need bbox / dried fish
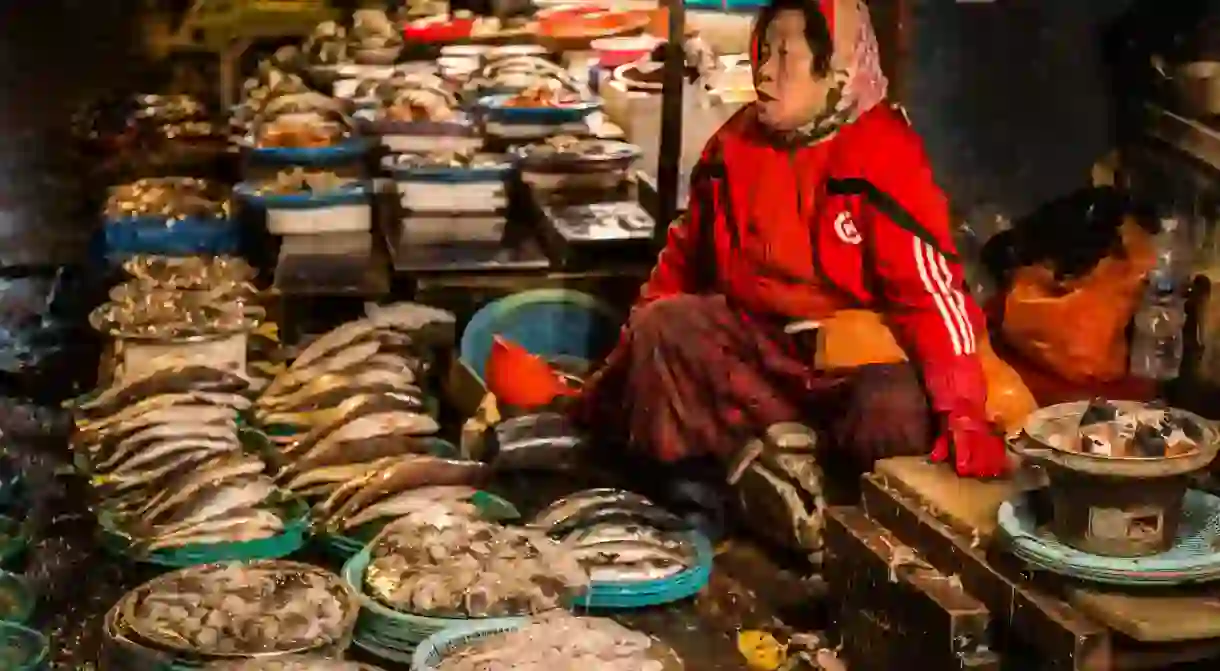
[286,411,438,474]
[148,509,284,550]
[341,486,478,530]
[325,455,487,529]
[532,489,655,529]
[79,363,249,416]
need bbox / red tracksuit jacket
[636,102,985,387]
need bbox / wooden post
[654,0,687,245]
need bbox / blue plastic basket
[384,160,515,184]
[342,546,527,657]
[103,215,241,258]
[683,0,766,10]
[475,95,601,125]
[459,289,621,383]
[233,181,371,209]
[245,138,372,166]
[411,619,527,671]
[574,530,714,610]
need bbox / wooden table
[853,457,1220,670]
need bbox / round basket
[410,619,526,671]
[0,570,35,624]
[97,498,310,568]
[0,621,48,671]
[108,560,359,667]
[459,289,620,384]
[0,516,29,568]
[341,546,526,657]
[576,530,714,610]
[245,138,371,166]
[474,95,601,125]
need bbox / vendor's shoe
[731,423,826,567]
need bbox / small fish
[82,405,235,450]
[136,455,268,524]
[153,478,278,533]
[325,456,488,529]
[565,523,669,547]
[282,460,393,492]
[342,486,479,530]
[262,340,382,398]
[588,561,685,582]
[533,489,653,529]
[570,539,689,566]
[107,438,236,476]
[144,508,283,550]
[79,363,249,415]
[94,421,235,470]
[549,502,689,538]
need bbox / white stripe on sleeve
[912,236,964,356]
[928,244,976,354]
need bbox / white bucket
[116,331,248,381]
[266,203,372,235]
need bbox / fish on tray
[279,396,434,458]
[75,390,251,429]
[322,455,489,530]
[76,362,250,417]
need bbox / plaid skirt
[579,293,935,469]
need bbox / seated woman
[576,0,1012,487]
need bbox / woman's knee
[833,363,934,464]
[628,294,714,341]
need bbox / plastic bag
[814,310,1035,432]
[1001,220,1154,383]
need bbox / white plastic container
[381,134,485,154]
[266,203,372,235]
[397,182,507,214]
[400,214,507,246]
[116,332,248,380]
[280,231,374,256]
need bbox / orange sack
[1000,220,1155,384]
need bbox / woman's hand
[929,412,1010,479]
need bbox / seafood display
[90,291,257,339]
[72,360,287,550]
[478,56,576,95]
[252,169,359,196]
[1037,399,1205,458]
[350,9,403,63]
[105,177,229,221]
[252,303,489,534]
[386,150,509,171]
[117,561,356,656]
[533,489,696,582]
[504,79,583,108]
[363,512,587,617]
[434,611,680,671]
[122,255,257,290]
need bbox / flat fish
[588,562,684,582]
[82,405,236,450]
[342,486,480,530]
[327,456,489,529]
[365,301,456,346]
[256,369,420,415]
[98,448,223,496]
[570,539,689,565]
[79,364,249,415]
[95,422,236,471]
[286,407,436,463]
[566,523,671,547]
[286,414,437,475]
[282,460,393,492]
[312,456,405,519]
[287,319,382,372]
[76,391,250,429]
[279,395,424,457]
[533,489,654,529]
[146,509,283,550]
[138,455,268,524]
[108,438,237,477]
[153,477,278,533]
[146,518,284,550]
[262,340,382,398]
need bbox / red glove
[923,357,1009,479]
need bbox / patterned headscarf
[752,0,890,142]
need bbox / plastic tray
[0,570,34,624]
[476,95,601,124]
[245,138,372,166]
[233,182,371,210]
[0,621,48,671]
[103,215,241,258]
[383,156,515,184]
[577,530,714,609]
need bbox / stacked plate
[997,488,1220,586]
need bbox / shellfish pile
[113,562,356,658]
[363,512,588,617]
[435,611,680,671]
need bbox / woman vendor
[575,0,1014,484]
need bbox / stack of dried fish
[364,511,588,617]
[533,489,696,583]
[434,610,680,671]
[256,303,489,533]
[72,362,284,551]
[114,561,357,657]
[105,177,230,221]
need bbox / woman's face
[754,9,832,131]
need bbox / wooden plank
[824,506,999,671]
[860,474,1112,671]
[1067,588,1220,644]
[873,457,1023,542]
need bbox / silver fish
[588,562,684,582]
[82,404,235,449]
[569,539,689,566]
[108,438,237,477]
[311,455,405,519]
[138,455,268,524]
[79,363,249,414]
[153,477,278,533]
[342,486,479,530]
[326,456,488,529]
[287,319,383,372]
[93,420,235,470]
[279,395,423,457]
[76,391,249,431]
[532,489,653,529]
[282,460,393,492]
[262,340,382,398]
[256,368,420,415]
[146,508,284,550]
[146,517,284,550]
[99,448,222,495]
[285,413,436,475]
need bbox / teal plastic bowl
[0,621,48,670]
[0,571,35,624]
[98,498,310,567]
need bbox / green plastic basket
[0,621,48,670]
[0,571,35,624]
[98,498,310,567]
[342,545,526,657]
[321,490,520,563]
[411,619,526,671]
